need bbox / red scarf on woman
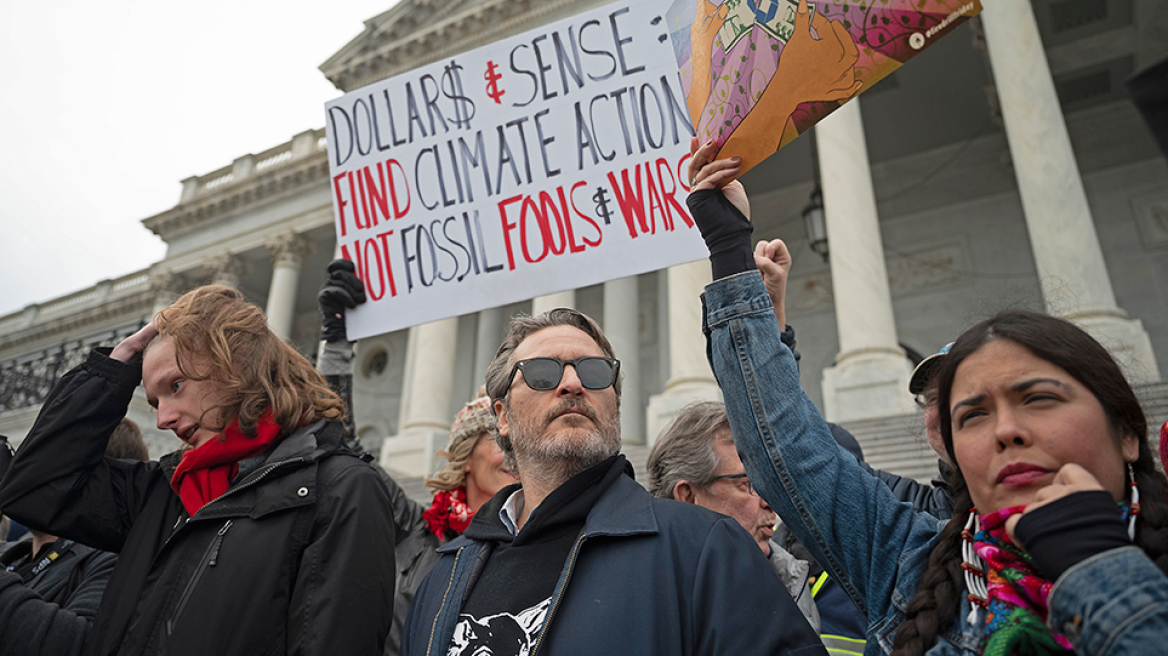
[422,486,475,539]
[169,412,283,516]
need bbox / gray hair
[483,308,622,468]
[646,401,732,499]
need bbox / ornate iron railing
[0,322,145,413]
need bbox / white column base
[531,290,576,314]
[821,349,915,423]
[379,427,447,478]
[1063,309,1162,385]
[645,380,722,447]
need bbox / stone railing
[178,128,328,203]
[0,321,144,413]
[0,269,151,334]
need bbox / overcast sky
[0,0,399,316]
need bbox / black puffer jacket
[0,349,396,656]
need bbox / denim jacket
[701,271,1168,656]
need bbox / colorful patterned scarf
[973,506,1073,656]
[423,486,475,540]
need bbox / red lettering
[519,195,550,263]
[606,165,649,239]
[559,185,587,253]
[645,164,664,234]
[658,157,693,229]
[375,229,397,297]
[497,195,524,271]
[569,181,603,248]
[363,164,389,227]
[387,158,411,218]
[332,173,350,237]
[538,191,567,256]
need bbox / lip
[178,425,197,446]
[996,462,1051,487]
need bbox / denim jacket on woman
[701,271,1168,656]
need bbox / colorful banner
[325,0,704,339]
[665,0,982,175]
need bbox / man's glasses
[505,357,620,393]
[710,473,757,497]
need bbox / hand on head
[111,323,160,363]
[319,259,366,343]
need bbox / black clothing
[1015,489,1133,581]
[687,188,756,280]
[0,349,395,656]
[0,537,117,654]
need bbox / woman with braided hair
[690,142,1168,655]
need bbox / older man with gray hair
[648,401,820,632]
[401,309,825,656]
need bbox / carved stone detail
[204,254,249,288]
[266,232,315,269]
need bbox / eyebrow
[951,377,1069,413]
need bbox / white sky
[0,0,399,316]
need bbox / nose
[992,405,1032,452]
[156,400,179,431]
[556,362,585,396]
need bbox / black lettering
[419,74,449,135]
[552,28,584,95]
[328,106,355,166]
[509,44,539,108]
[609,8,644,76]
[580,19,616,82]
[534,109,560,178]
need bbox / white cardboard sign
[325,0,705,339]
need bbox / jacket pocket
[166,519,233,636]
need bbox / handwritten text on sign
[325,0,705,339]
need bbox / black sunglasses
[505,357,620,393]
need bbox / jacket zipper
[160,457,307,553]
[529,533,587,656]
[426,548,464,656]
[166,519,233,635]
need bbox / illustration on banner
[666,0,982,175]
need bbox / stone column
[265,232,314,341]
[982,1,1160,383]
[148,269,184,315]
[380,317,460,476]
[818,103,915,422]
[531,290,576,314]
[646,260,720,444]
[474,306,505,392]
[604,276,644,443]
[204,254,248,289]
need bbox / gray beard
[509,409,622,491]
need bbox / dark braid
[1133,438,1168,575]
[889,481,972,656]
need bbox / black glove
[686,189,755,281]
[319,260,366,342]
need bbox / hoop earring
[1128,463,1140,541]
[961,510,987,625]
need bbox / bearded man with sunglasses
[401,309,825,656]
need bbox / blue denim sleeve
[701,271,943,622]
[1048,546,1168,655]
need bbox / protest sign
[325,0,704,339]
[665,0,982,176]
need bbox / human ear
[673,481,697,504]
[494,400,510,439]
[1121,433,1140,464]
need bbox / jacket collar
[439,455,658,554]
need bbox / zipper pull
[208,520,233,567]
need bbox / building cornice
[322,0,596,93]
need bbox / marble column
[264,232,314,341]
[148,268,184,315]
[982,1,1160,383]
[531,290,576,314]
[818,103,915,422]
[646,260,720,444]
[204,254,247,289]
[604,276,643,443]
[380,317,460,476]
[474,307,505,393]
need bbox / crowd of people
[0,136,1164,656]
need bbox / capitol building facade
[2,0,1167,487]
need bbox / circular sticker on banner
[909,33,926,50]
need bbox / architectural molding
[204,253,249,288]
[266,231,316,268]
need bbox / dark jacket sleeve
[0,549,117,655]
[0,350,160,552]
[289,459,396,656]
[862,463,955,520]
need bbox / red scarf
[169,412,283,516]
[423,486,475,539]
